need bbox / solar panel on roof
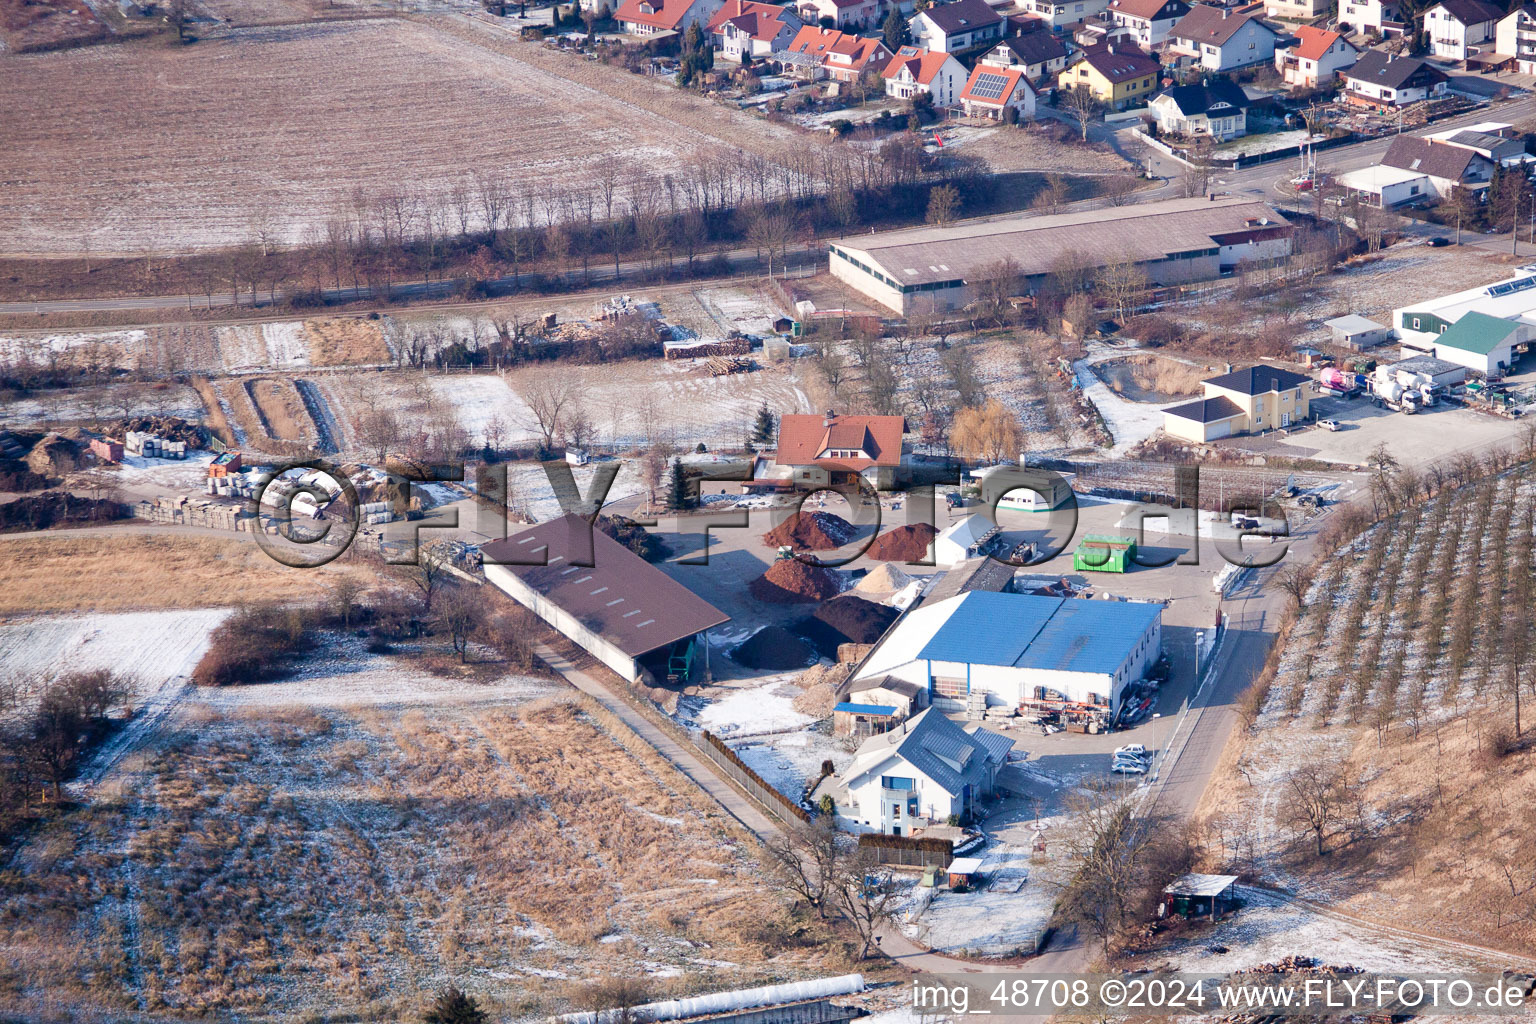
[970,71,1011,100]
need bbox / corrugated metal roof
[1435,310,1521,355]
[843,707,1014,796]
[919,591,1162,676]
[1164,872,1238,896]
[835,702,899,715]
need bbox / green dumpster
[1072,534,1136,573]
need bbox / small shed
[1072,534,1136,573]
[833,701,900,739]
[1162,872,1238,920]
[208,450,243,477]
[947,856,983,891]
[1325,314,1392,351]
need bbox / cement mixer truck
[1371,377,1420,414]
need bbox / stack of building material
[705,355,753,375]
[664,337,751,360]
[361,500,393,525]
[125,431,187,459]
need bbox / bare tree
[1279,756,1355,858]
[760,817,846,919]
[517,377,578,454]
[1061,84,1102,142]
[439,589,485,663]
[833,849,899,959]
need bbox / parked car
[1111,761,1147,775]
[1115,744,1147,758]
[1426,236,1451,247]
[1319,418,1341,431]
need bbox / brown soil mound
[749,558,844,604]
[794,594,898,658]
[731,626,819,669]
[26,434,79,477]
[762,510,859,552]
[796,660,856,693]
[792,682,837,718]
[864,523,937,563]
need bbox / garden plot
[500,459,646,521]
[427,374,538,446]
[504,360,815,449]
[0,381,203,429]
[0,328,148,369]
[0,682,824,1019]
[0,608,228,690]
[692,285,782,338]
[895,838,1069,958]
[0,18,793,253]
[1153,888,1496,975]
[217,322,312,372]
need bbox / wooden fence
[857,833,953,869]
[698,731,813,826]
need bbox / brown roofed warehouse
[482,514,729,684]
[827,195,1293,315]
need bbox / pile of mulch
[864,523,937,563]
[793,594,899,658]
[0,491,124,533]
[731,625,819,669]
[792,661,856,716]
[791,681,838,718]
[761,510,859,552]
[112,415,206,447]
[749,558,844,604]
[25,434,79,478]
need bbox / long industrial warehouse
[827,195,1293,314]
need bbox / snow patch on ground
[681,675,813,737]
[0,609,228,689]
[1074,352,1168,456]
[428,374,539,446]
[263,321,310,367]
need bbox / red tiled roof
[616,0,701,30]
[787,24,890,66]
[882,46,957,84]
[1169,4,1274,46]
[776,413,906,470]
[1290,24,1351,61]
[707,0,796,40]
[1077,43,1160,83]
[960,63,1035,105]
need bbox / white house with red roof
[882,45,965,104]
[774,411,908,489]
[782,24,893,80]
[707,0,802,59]
[959,63,1038,119]
[616,0,725,36]
[1102,0,1189,47]
[1274,25,1357,88]
[796,0,882,29]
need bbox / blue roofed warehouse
[850,591,1163,716]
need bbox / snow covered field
[897,835,1070,957]
[1075,352,1168,456]
[0,608,228,690]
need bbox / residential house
[959,62,1039,118]
[882,45,966,105]
[1074,16,1138,47]
[1379,134,1494,198]
[1020,0,1109,31]
[1274,25,1358,88]
[1162,364,1311,442]
[1338,51,1449,108]
[1263,0,1328,19]
[1148,78,1250,140]
[979,31,1070,79]
[1423,0,1501,60]
[796,0,881,29]
[774,410,908,489]
[1425,122,1532,167]
[1339,0,1403,36]
[1103,0,1190,48]
[1057,41,1161,109]
[1334,164,1435,207]
[909,0,1006,52]
[1166,6,1278,71]
[1497,4,1536,73]
[616,0,725,35]
[707,0,802,60]
[821,706,1015,833]
[781,25,892,80]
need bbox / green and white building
[1394,267,1536,374]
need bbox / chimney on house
[1225,362,1233,373]
[824,409,836,426]
[1221,6,1228,15]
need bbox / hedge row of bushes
[856,833,951,854]
[700,730,813,824]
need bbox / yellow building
[1162,365,1312,443]
[1058,43,1162,109]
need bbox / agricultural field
[1199,454,1536,955]
[0,640,836,1019]
[0,17,795,254]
